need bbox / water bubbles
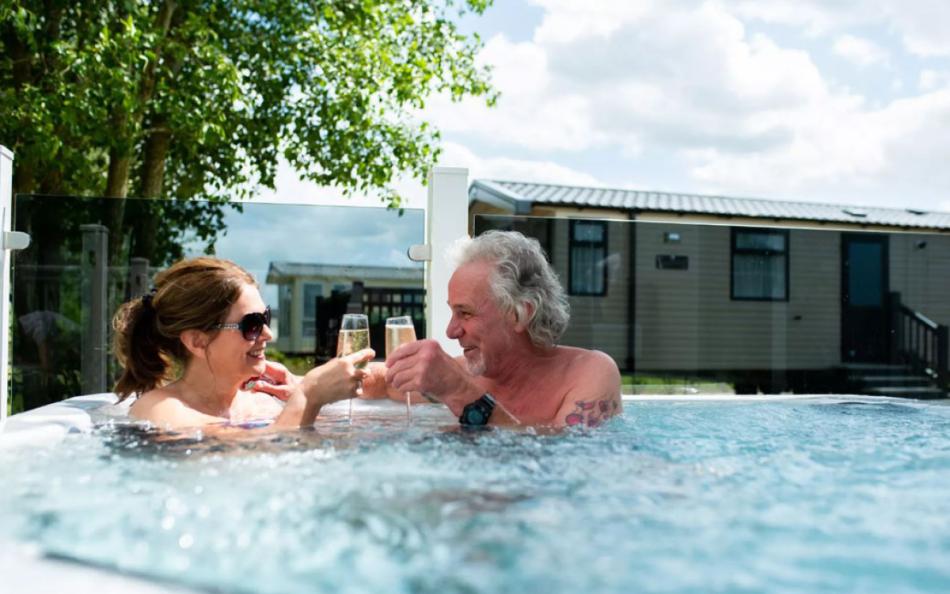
[164,497,185,513]
[178,532,195,550]
[2,400,949,593]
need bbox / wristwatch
[459,393,496,426]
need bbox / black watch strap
[459,393,496,426]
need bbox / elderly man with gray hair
[382,230,622,428]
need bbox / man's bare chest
[487,370,574,424]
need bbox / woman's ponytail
[112,293,170,400]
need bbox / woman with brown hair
[112,257,373,429]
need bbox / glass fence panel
[474,214,950,397]
[12,194,423,412]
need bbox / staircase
[843,363,947,399]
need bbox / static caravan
[469,180,950,397]
[266,262,423,354]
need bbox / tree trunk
[132,118,172,259]
[121,0,179,261]
[141,119,171,198]
[105,111,132,261]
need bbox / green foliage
[1,0,496,206]
[265,348,315,377]
[3,1,494,409]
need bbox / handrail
[904,306,939,331]
[890,292,948,391]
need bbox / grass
[622,373,735,395]
[265,349,317,377]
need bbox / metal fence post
[128,257,150,300]
[81,224,109,394]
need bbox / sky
[257,0,950,213]
[182,203,424,305]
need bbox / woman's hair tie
[141,288,158,309]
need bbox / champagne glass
[337,313,369,421]
[386,315,417,420]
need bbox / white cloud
[263,0,950,214]
[438,141,603,186]
[429,4,829,157]
[425,34,603,152]
[422,1,950,209]
[256,141,603,212]
[833,34,889,67]
[728,0,866,36]
[732,0,950,57]
[252,159,428,209]
[529,0,654,44]
[689,89,950,207]
[885,1,950,57]
[919,69,950,91]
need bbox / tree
[1,0,495,257]
[1,0,495,410]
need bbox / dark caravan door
[841,234,889,362]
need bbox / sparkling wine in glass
[337,313,369,421]
[386,315,417,419]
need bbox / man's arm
[553,350,623,428]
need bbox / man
[383,230,621,428]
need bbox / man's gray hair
[452,230,570,348]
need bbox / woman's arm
[253,349,375,427]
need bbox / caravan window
[569,220,608,296]
[731,229,788,301]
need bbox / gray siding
[552,219,631,363]
[632,224,839,371]
[889,234,950,324]
[511,213,950,373]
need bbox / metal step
[840,363,912,372]
[864,385,947,399]
[856,375,933,387]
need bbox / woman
[112,257,373,429]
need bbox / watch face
[460,394,495,426]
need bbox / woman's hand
[262,350,374,428]
[301,348,375,407]
[247,360,300,401]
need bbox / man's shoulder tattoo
[565,398,620,428]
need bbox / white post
[425,167,469,356]
[0,147,14,422]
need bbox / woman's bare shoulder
[129,388,223,429]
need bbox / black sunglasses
[214,306,271,341]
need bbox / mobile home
[469,180,950,396]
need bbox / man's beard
[464,352,486,376]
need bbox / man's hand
[385,339,481,414]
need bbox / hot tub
[1,395,949,593]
